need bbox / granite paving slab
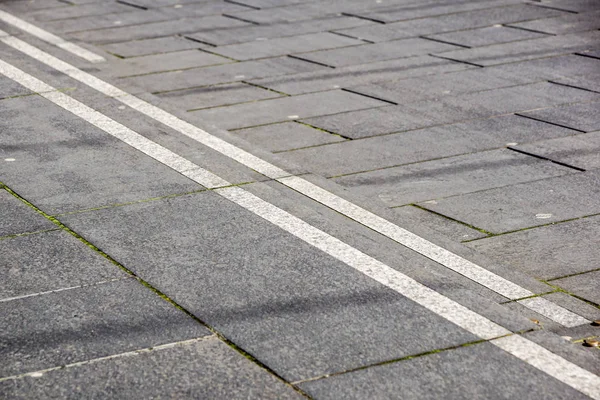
[0,190,55,237]
[552,270,600,305]
[425,25,547,48]
[488,54,600,83]
[299,341,590,400]
[418,169,600,233]
[43,10,170,34]
[0,229,125,300]
[508,10,600,35]
[512,131,600,171]
[0,75,31,100]
[333,149,573,206]
[102,36,207,58]
[519,101,600,133]
[27,2,133,21]
[0,337,303,400]
[533,0,600,12]
[466,215,600,280]
[61,191,480,382]
[552,76,600,94]
[0,278,210,377]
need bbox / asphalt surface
[0,0,599,398]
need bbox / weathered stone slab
[553,270,600,305]
[519,101,600,132]
[0,190,55,237]
[508,10,600,34]
[426,26,546,47]
[102,36,207,58]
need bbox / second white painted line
[0,26,587,327]
[1,57,598,400]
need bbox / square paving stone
[552,270,600,305]
[0,279,210,377]
[299,38,459,68]
[512,131,600,171]
[189,90,386,130]
[508,10,600,34]
[299,341,590,400]
[334,149,572,206]
[102,36,207,58]
[156,82,282,111]
[211,32,362,61]
[61,191,479,382]
[0,229,125,300]
[426,26,547,48]
[0,337,302,400]
[234,121,346,153]
[0,190,55,237]
[283,114,578,177]
[519,101,600,132]
[419,169,600,234]
[466,215,600,280]
[0,95,202,215]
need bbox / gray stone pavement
[0,0,599,398]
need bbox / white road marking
[1,59,598,398]
[0,28,588,328]
[0,28,589,328]
[0,10,105,63]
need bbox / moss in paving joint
[545,267,600,283]
[2,181,309,397]
[0,227,62,242]
[499,290,558,304]
[295,120,350,139]
[410,204,494,236]
[539,280,600,309]
[242,81,290,96]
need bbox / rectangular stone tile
[512,131,600,171]
[27,2,132,21]
[234,121,346,153]
[508,10,600,35]
[434,31,600,66]
[540,293,600,325]
[426,26,547,47]
[102,36,207,58]
[0,76,31,100]
[299,38,459,67]
[122,56,325,93]
[419,170,600,233]
[69,15,250,44]
[334,149,572,206]
[156,82,283,111]
[101,49,231,78]
[489,54,600,83]
[0,230,125,299]
[189,90,386,129]
[1,0,67,13]
[335,4,564,42]
[0,190,55,237]
[519,101,600,133]
[187,15,373,46]
[0,337,302,399]
[552,76,600,93]
[534,0,600,12]
[160,1,250,18]
[522,330,600,372]
[0,279,209,377]
[393,205,488,243]
[123,0,227,7]
[44,10,171,34]
[284,114,579,177]
[61,191,479,382]
[553,270,600,305]
[251,55,473,95]
[0,96,201,214]
[299,341,589,400]
[210,32,362,61]
[467,215,600,280]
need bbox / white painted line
[0,336,216,382]
[1,58,598,397]
[518,297,589,327]
[0,10,105,63]
[0,28,588,328]
[492,335,600,400]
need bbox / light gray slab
[335,4,564,42]
[156,82,282,111]
[1,0,67,13]
[299,38,459,68]
[519,101,600,133]
[393,205,488,242]
[0,190,55,237]
[552,76,600,93]
[0,95,202,214]
[508,10,600,34]
[0,337,302,400]
[160,1,250,18]
[234,121,346,153]
[43,10,171,34]
[101,49,231,78]
[419,170,600,233]
[513,131,600,170]
[0,229,125,299]
[553,270,600,305]
[0,279,210,377]
[541,292,600,323]
[0,76,32,100]
[61,191,479,382]
[189,90,386,129]
[534,0,600,12]
[434,31,600,66]
[102,36,207,58]
[211,32,362,61]
[299,341,590,400]
[334,149,572,206]
[467,215,600,279]
[283,114,579,177]
[426,26,546,47]
[27,2,132,21]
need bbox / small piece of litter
[30,372,44,378]
[592,320,600,326]
[174,4,183,8]
[561,336,572,341]
[113,21,122,25]
[4,158,15,162]
[530,319,540,325]
[234,75,245,79]
[506,142,518,146]
[287,115,299,119]
[583,339,599,347]
[118,106,126,110]
[535,213,552,219]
